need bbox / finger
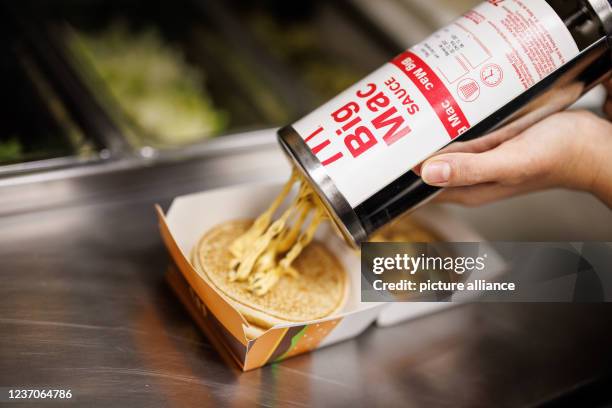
[420,146,521,187]
[413,139,498,175]
[413,141,479,175]
[413,122,524,174]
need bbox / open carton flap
[412,205,507,287]
[375,204,507,327]
[156,205,250,345]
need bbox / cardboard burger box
[157,182,385,371]
[157,182,505,370]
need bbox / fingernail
[422,161,451,185]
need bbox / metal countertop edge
[0,129,281,189]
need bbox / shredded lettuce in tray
[70,22,228,147]
[249,13,363,101]
[0,137,22,163]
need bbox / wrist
[590,138,612,207]
[582,117,612,207]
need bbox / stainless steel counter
[1,133,611,407]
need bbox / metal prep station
[1,0,612,406]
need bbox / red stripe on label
[304,126,324,142]
[321,152,343,166]
[391,51,469,139]
[311,139,330,155]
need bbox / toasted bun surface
[191,220,347,329]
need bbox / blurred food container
[2,0,604,176]
[55,1,293,149]
[1,0,406,176]
[0,10,101,174]
[26,0,400,151]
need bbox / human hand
[417,106,612,208]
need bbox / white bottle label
[292,0,579,207]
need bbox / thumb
[420,148,516,187]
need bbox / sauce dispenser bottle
[278,0,612,247]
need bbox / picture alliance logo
[371,253,488,275]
